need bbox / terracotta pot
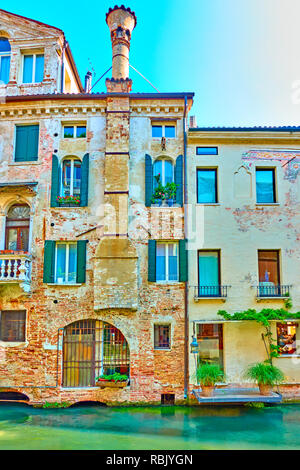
[96,380,128,389]
[200,385,215,397]
[259,384,273,396]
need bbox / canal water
[0,403,300,450]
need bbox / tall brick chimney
[105,5,137,92]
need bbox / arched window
[5,204,30,251]
[63,320,130,387]
[60,157,81,197]
[153,158,174,188]
[0,37,11,84]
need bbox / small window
[161,393,175,405]
[156,242,178,282]
[277,323,299,356]
[0,37,11,84]
[152,124,176,138]
[22,54,44,84]
[256,168,276,203]
[55,242,77,284]
[0,311,26,342]
[60,158,81,198]
[154,325,171,349]
[196,147,218,155]
[15,125,39,162]
[197,169,218,203]
[63,125,86,139]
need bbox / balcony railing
[193,285,230,299]
[256,284,291,298]
[0,252,32,292]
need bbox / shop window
[197,323,223,368]
[277,323,299,356]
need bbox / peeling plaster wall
[187,137,300,391]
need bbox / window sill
[196,203,220,206]
[154,348,171,351]
[0,341,28,348]
[53,206,86,209]
[277,355,300,358]
[9,161,40,165]
[47,283,83,287]
[155,281,180,285]
[256,203,280,206]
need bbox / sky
[3,0,300,126]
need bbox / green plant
[194,363,225,386]
[96,372,128,383]
[165,182,178,200]
[42,401,70,409]
[245,362,285,386]
[56,195,80,205]
[284,297,293,310]
[151,174,178,203]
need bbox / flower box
[96,379,129,389]
[56,196,80,206]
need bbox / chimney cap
[106,5,137,27]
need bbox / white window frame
[55,242,77,284]
[154,159,174,186]
[0,47,10,84]
[60,158,81,197]
[156,241,179,283]
[21,53,44,84]
[63,124,87,139]
[151,124,176,139]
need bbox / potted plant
[96,373,129,389]
[56,195,81,206]
[151,174,167,207]
[165,182,178,207]
[245,362,285,396]
[195,363,225,397]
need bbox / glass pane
[197,324,223,367]
[156,243,166,281]
[73,161,81,196]
[165,126,175,138]
[258,251,279,284]
[152,126,162,138]
[0,56,10,84]
[164,160,173,185]
[154,326,170,349]
[6,229,18,250]
[68,244,77,283]
[0,38,11,53]
[168,244,178,281]
[34,55,44,83]
[197,170,217,203]
[153,160,163,188]
[199,252,219,296]
[256,169,275,203]
[76,126,86,138]
[56,244,66,283]
[196,147,218,155]
[64,127,74,138]
[23,55,33,83]
[62,160,71,196]
[19,228,29,251]
[277,323,298,355]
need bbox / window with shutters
[0,37,11,84]
[0,311,26,342]
[60,158,82,199]
[153,158,174,186]
[14,125,39,162]
[55,242,77,284]
[156,242,178,282]
[22,53,44,84]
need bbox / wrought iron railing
[257,284,291,298]
[193,285,230,298]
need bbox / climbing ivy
[217,307,300,365]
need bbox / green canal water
[0,403,300,450]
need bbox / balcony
[256,284,291,300]
[193,285,230,302]
[0,252,32,293]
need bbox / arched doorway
[62,320,130,387]
[5,204,30,251]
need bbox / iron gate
[63,319,130,387]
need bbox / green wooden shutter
[148,239,156,282]
[179,239,188,282]
[50,155,59,207]
[145,154,153,207]
[80,153,89,207]
[175,154,184,206]
[15,125,39,162]
[76,240,88,283]
[43,241,55,283]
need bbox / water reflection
[0,404,298,450]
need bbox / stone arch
[234,164,252,199]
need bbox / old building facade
[0,6,299,406]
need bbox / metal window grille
[63,320,130,387]
[154,325,170,349]
[0,310,26,342]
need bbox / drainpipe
[60,40,66,93]
[183,95,189,400]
